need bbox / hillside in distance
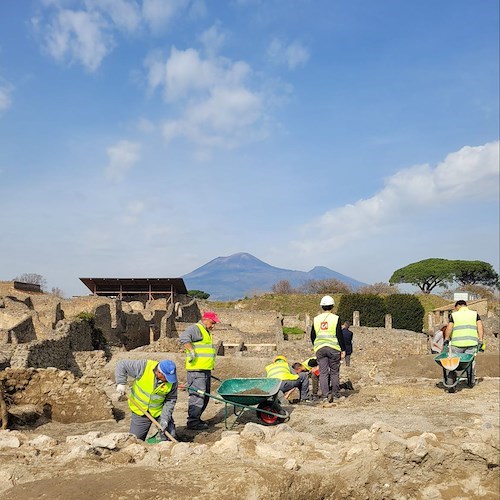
[182,252,367,301]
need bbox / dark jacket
[341,327,353,355]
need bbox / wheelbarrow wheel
[446,370,457,393]
[256,402,287,426]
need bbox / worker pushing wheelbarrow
[434,345,478,393]
[183,377,289,429]
[434,300,485,393]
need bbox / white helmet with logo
[320,295,335,306]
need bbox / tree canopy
[389,258,499,294]
[188,290,210,299]
[453,260,499,288]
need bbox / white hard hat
[320,295,335,306]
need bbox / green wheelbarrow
[434,350,476,392]
[186,377,289,429]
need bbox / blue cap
[158,360,177,383]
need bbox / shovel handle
[133,400,178,443]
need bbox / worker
[341,321,354,366]
[311,295,346,403]
[292,357,320,400]
[266,355,310,403]
[115,359,177,441]
[443,300,484,389]
[179,311,220,430]
[431,324,447,354]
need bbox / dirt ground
[1,330,499,499]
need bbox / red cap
[202,311,220,323]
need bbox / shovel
[440,344,460,372]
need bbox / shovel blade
[440,357,460,371]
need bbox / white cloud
[0,78,14,112]
[142,0,188,33]
[34,0,195,71]
[38,8,114,72]
[199,24,225,57]
[85,0,142,33]
[267,37,310,69]
[145,45,269,150]
[104,140,142,182]
[294,141,500,253]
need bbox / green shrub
[338,294,386,326]
[385,294,424,332]
[76,312,106,349]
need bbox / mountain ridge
[182,252,367,301]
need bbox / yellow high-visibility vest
[128,360,173,418]
[185,323,216,371]
[265,361,298,381]
[313,312,340,352]
[451,308,479,347]
[300,357,317,371]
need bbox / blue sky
[0,0,498,297]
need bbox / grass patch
[283,326,305,335]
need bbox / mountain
[182,252,367,301]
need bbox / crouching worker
[266,355,310,403]
[115,359,177,441]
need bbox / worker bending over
[266,355,310,403]
[292,357,320,400]
[115,359,177,441]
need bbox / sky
[0,0,499,298]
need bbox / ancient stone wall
[215,309,281,336]
[282,314,305,330]
[176,299,199,324]
[9,321,94,371]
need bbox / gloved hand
[478,341,485,352]
[116,383,126,396]
[443,339,450,346]
[187,350,196,363]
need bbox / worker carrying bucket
[115,359,178,442]
[435,300,485,393]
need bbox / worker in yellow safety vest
[292,357,320,400]
[444,300,484,389]
[311,295,346,403]
[179,311,220,431]
[266,355,310,403]
[115,359,177,441]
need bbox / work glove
[478,341,485,352]
[187,350,196,363]
[116,384,126,396]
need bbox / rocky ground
[0,327,499,499]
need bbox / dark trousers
[310,371,319,396]
[280,372,310,400]
[129,412,176,441]
[187,370,211,425]
[316,347,341,397]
